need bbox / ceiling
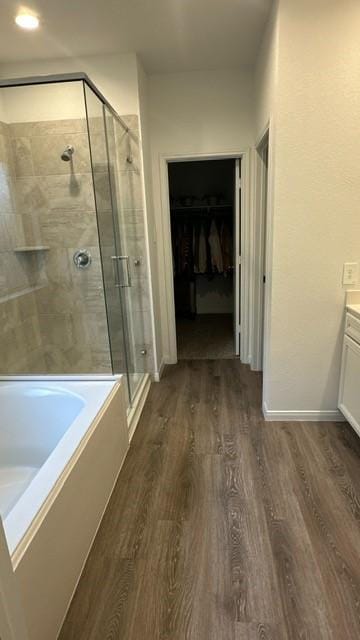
[0,0,272,74]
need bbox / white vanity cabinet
[339,310,360,436]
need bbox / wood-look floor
[59,360,360,640]
[176,314,235,360]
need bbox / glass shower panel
[0,80,112,374]
[103,107,149,400]
[83,83,132,402]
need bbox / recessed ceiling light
[15,12,40,30]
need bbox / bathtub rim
[0,375,122,381]
[1,376,122,564]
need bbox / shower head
[61,145,74,162]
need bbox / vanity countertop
[347,303,360,320]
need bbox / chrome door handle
[111,255,132,287]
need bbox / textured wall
[256,0,360,414]
[254,0,279,141]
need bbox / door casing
[159,149,251,364]
[251,128,270,371]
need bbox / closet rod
[171,211,233,218]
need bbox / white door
[234,158,241,355]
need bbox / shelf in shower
[13,246,50,253]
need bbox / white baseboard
[127,374,152,441]
[153,358,166,382]
[263,402,346,422]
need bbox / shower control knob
[73,249,92,269]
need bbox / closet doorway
[168,158,241,360]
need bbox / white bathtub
[0,380,120,555]
[0,377,130,640]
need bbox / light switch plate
[343,262,359,286]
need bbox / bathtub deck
[59,360,360,640]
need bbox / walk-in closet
[169,159,240,359]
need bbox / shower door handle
[111,255,132,288]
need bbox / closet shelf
[171,204,233,215]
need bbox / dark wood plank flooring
[59,360,360,639]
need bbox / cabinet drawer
[345,312,360,346]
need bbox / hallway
[60,360,360,639]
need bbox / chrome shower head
[61,145,74,162]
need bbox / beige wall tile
[117,169,143,209]
[14,177,48,215]
[39,210,98,248]
[41,248,72,286]
[0,214,22,251]
[42,173,95,211]
[31,133,91,176]
[0,251,43,295]
[121,115,139,130]
[12,137,34,177]
[115,127,141,173]
[93,171,112,212]
[10,119,87,137]
[0,171,15,214]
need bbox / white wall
[0,82,86,122]
[254,0,279,140]
[136,58,162,374]
[148,68,255,360]
[257,0,360,416]
[0,53,139,117]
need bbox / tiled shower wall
[0,113,153,376]
[13,118,112,373]
[0,120,46,372]
[0,117,112,373]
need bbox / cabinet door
[339,335,360,437]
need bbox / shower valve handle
[73,249,92,269]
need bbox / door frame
[159,148,251,364]
[251,127,270,371]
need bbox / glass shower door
[84,84,132,403]
[103,107,150,401]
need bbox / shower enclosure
[0,73,152,406]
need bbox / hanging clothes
[220,222,233,273]
[179,223,193,274]
[197,224,207,274]
[208,219,223,273]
